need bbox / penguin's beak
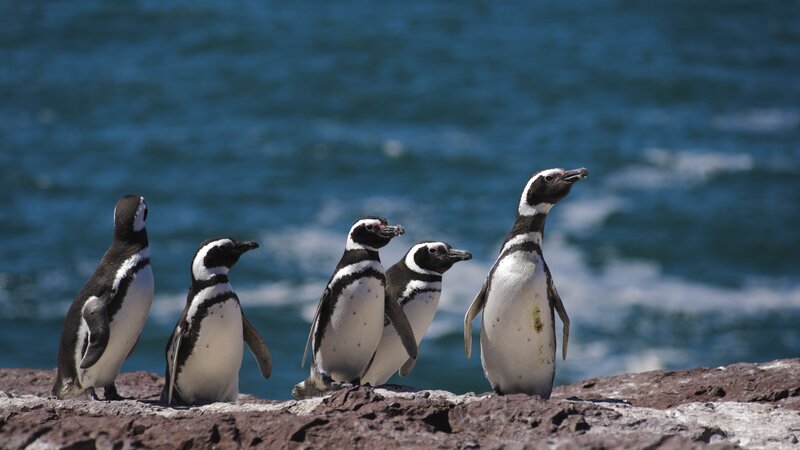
[233,241,260,254]
[446,248,473,262]
[378,224,405,238]
[563,168,589,183]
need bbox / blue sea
[1,1,799,400]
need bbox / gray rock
[1,359,799,449]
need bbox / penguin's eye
[544,175,554,182]
[428,247,437,254]
[366,224,375,231]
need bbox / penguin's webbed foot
[292,380,326,400]
[292,372,354,399]
[85,387,100,401]
[103,384,126,401]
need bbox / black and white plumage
[53,195,153,400]
[293,216,418,399]
[161,238,271,406]
[361,241,472,386]
[464,167,588,397]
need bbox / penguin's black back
[54,236,147,394]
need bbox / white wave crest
[713,109,800,133]
[556,196,626,234]
[609,148,754,189]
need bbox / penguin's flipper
[242,313,272,379]
[463,279,488,359]
[399,356,416,377]
[165,325,182,406]
[548,277,570,361]
[163,309,188,406]
[384,288,418,360]
[80,295,111,369]
[301,287,330,368]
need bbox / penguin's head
[191,237,259,280]
[113,195,148,241]
[518,167,588,216]
[405,241,472,275]
[346,216,405,251]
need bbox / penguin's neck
[114,228,149,250]
[345,236,379,253]
[192,273,230,290]
[187,273,232,307]
[343,247,380,262]
[505,212,547,247]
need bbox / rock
[1,359,799,449]
[552,359,800,410]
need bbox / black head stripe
[203,244,241,270]
[412,242,460,275]
[526,177,573,207]
[114,195,141,230]
[350,217,393,249]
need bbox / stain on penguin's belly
[481,253,556,396]
[80,266,154,388]
[178,300,244,403]
[318,276,385,382]
[362,290,440,386]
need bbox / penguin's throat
[345,237,378,252]
[508,213,547,245]
[193,266,230,281]
[114,228,148,248]
[518,201,553,217]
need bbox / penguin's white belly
[317,276,385,382]
[177,300,244,403]
[79,265,154,388]
[480,252,555,397]
[362,291,440,386]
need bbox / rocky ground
[1,359,799,449]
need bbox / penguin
[53,195,154,400]
[161,238,271,406]
[361,241,472,387]
[292,216,418,399]
[464,167,588,397]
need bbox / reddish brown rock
[1,359,799,449]
[552,359,800,410]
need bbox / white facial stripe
[401,279,442,300]
[518,169,562,216]
[192,239,233,280]
[330,260,383,287]
[405,243,443,276]
[186,283,234,322]
[112,247,150,293]
[350,218,382,234]
[345,219,383,251]
[346,238,377,252]
[133,198,147,232]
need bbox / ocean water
[1,1,799,400]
